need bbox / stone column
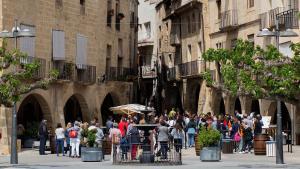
[0,106,12,155]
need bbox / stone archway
[17,94,52,147]
[219,97,226,115]
[251,99,260,115]
[268,102,292,131]
[64,94,89,124]
[164,83,183,114]
[234,98,242,114]
[101,93,116,125]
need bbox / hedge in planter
[198,127,221,161]
[81,129,103,162]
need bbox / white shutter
[52,30,65,60]
[20,25,35,57]
[76,34,87,69]
[279,42,293,58]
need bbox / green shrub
[87,129,97,147]
[198,127,221,147]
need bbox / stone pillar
[224,95,234,115]
[240,96,252,115]
[182,79,188,112]
[0,106,12,155]
[197,82,207,114]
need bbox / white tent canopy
[109,104,155,115]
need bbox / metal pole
[10,19,18,164]
[275,17,284,164]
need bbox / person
[157,119,169,159]
[106,116,114,130]
[64,122,72,156]
[168,108,176,119]
[242,122,253,153]
[187,117,197,147]
[68,121,81,158]
[171,123,184,152]
[128,120,140,160]
[55,123,65,156]
[118,117,128,138]
[238,122,244,153]
[109,123,121,162]
[253,116,262,136]
[95,123,104,159]
[139,114,146,124]
[88,121,97,131]
[39,119,48,155]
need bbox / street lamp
[257,15,298,164]
[0,19,35,164]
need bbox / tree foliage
[0,40,58,107]
[202,39,300,101]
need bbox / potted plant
[81,129,103,162]
[198,127,221,161]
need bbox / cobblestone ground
[0,145,299,169]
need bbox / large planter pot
[81,147,103,162]
[200,147,221,161]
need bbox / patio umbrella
[109,104,155,116]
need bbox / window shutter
[52,30,65,60]
[20,25,35,57]
[76,34,87,69]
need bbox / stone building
[154,0,300,142]
[0,0,138,154]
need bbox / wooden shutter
[76,34,87,69]
[52,30,65,60]
[20,24,35,57]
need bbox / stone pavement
[0,145,299,169]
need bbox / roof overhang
[163,0,202,21]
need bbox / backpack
[69,130,78,138]
[234,132,241,142]
[112,133,120,145]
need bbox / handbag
[234,132,241,142]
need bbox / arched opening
[64,95,83,124]
[234,98,242,114]
[17,94,51,148]
[272,102,292,131]
[251,99,260,115]
[193,85,201,114]
[219,98,225,115]
[164,83,183,114]
[101,93,120,124]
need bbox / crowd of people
[37,109,263,160]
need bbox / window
[144,22,151,39]
[107,0,113,27]
[159,38,162,49]
[217,0,221,19]
[80,0,85,15]
[187,16,191,34]
[187,45,192,62]
[192,13,196,33]
[248,0,254,8]
[76,34,87,69]
[159,25,161,32]
[106,45,112,75]
[198,12,202,29]
[20,24,35,58]
[216,42,223,49]
[198,42,202,58]
[55,0,63,9]
[118,38,123,58]
[166,22,169,30]
[115,0,120,31]
[52,30,65,60]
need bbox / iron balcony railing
[75,64,96,85]
[141,65,156,78]
[178,60,205,78]
[220,10,238,31]
[269,7,299,29]
[107,67,134,81]
[269,7,285,27]
[53,61,74,81]
[20,56,46,79]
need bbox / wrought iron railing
[20,56,46,79]
[53,61,74,81]
[178,60,205,77]
[269,7,285,27]
[107,67,134,81]
[75,64,96,85]
[220,10,238,31]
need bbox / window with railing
[75,64,96,84]
[107,0,113,27]
[53,61,74,81]
[115,0,120,31]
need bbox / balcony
[220,10,238,31]
[107,67,134,81]
[179,60,206,78]
[141,65,156,79]
[20,56,46,79]
[269,7,299,29]
[53,61,74,82]
[75,64,96,85]
[167,66,176,81]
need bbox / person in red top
[118,117,128,137]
